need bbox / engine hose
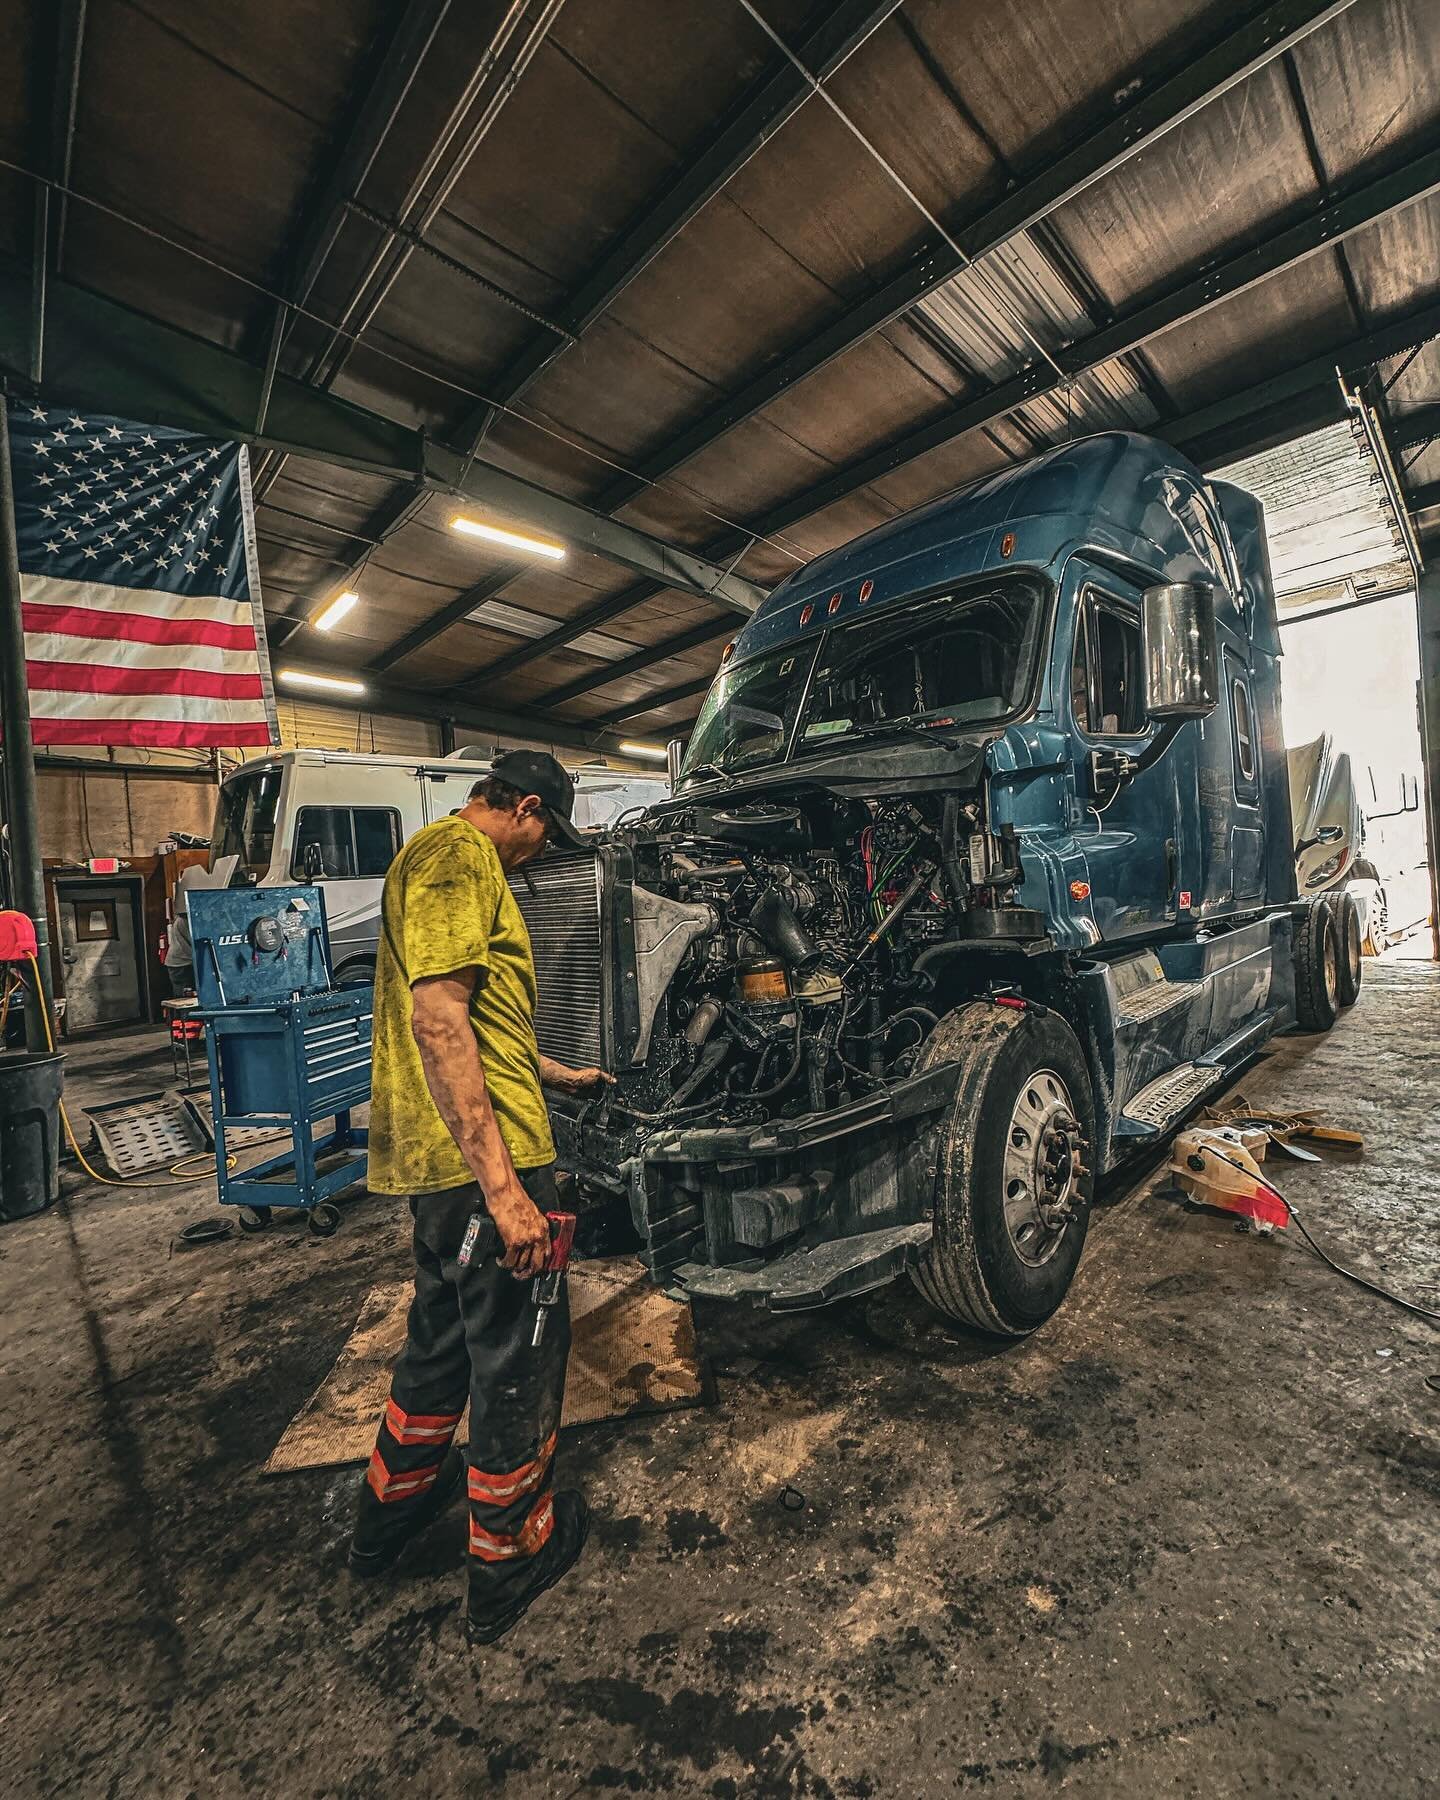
[851,1005,939,1042]
[747,1017,805,1103]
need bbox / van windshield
[678,574,1045,783]
[209,768,282,879]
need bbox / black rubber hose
[851,1005,939,1041]
[747,1017,805,1102]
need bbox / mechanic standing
[347,750,612,1645]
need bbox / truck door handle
[1165,838,1178,892]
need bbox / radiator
[508,851,606,1070]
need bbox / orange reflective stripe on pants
[467,1431,556,1508]
[366,1449,445,1504]
[468,1491,555,1562]
[383,1398,462,1446]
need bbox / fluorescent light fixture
[450,515,566,561]
[313,590,359,632]
[468,597,633,661]
[278,668,368,696]
[619,740,668,762]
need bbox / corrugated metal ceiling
[1,0,1438,747]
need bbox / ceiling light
[450,515,565,561]
[278,669,367,696]
[619,740,668,762]
[313,590,359,632]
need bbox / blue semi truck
[517,433,1350,1334]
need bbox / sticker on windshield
[779,658,794,676]
[803,718,852,738]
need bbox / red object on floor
[0,912,38,963]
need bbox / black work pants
[357,1166,570,1595]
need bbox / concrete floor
[1,962,1436,1797]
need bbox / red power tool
[531,1211,577,1346]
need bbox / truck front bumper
[566,1062,958,1311]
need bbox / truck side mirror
[666,738,686,788]
[1141,582,1219,719]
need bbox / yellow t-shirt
[366,815,555,1194]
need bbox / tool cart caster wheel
[308,1202,341,1238]
[237,1205,273,1234]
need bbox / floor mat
[263,1257,705,1475]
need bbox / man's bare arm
[410,971,550,1278]
[539,1053,615,1094]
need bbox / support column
[1416,567,1440,961]
[0,394,56,1048]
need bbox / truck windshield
[796,577,1045,752]
[679,642,820,781]
[209,768,282,879]
[678,574,1045,782]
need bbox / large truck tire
[1293,898,1340,1031]
[1327,890,1362,1007]
[911,1002,1095,1337]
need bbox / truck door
[1223,649,1265,902]
[1066,580,1187,941]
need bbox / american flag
[10,402,278,748]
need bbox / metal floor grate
[84,1091,207,1176]
[181,1088,288,1153]
[1122,1062,1223,1130]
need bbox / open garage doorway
[1217,415,1435,963]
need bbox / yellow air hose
[22,954,234,1188]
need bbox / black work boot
[466,1490,590,1646]
[348,1448,466,1576]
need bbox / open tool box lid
[187,886,332,1008]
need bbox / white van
[201,748,668,980]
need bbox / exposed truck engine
[510,433,1352,1335]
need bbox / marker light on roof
[1001,532,1016,558]
[827,592,842,615]
[799,604,813,625]
[859,579,873,603]
[721,641,735,662]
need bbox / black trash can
[0,1051,64,1223]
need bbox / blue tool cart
[188,885,372,1236]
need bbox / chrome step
[1116,978,1197,1025]
[1119,1061,1224,1134]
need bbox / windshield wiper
[833,717,963,752]
[679,761,735,787]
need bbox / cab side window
[1071,593,1145,737]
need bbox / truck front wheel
[912,1003,1095,1337]
[1293,899,1340,1031]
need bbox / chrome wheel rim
[1001,1068,1085,1267]
[1323,923,1340,1009]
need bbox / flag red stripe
[26,661,264,699]
[30,719,273,747]
[21,601,258,652]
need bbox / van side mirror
[666,738,686,788]
[1141,582,1219,719]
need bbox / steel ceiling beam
[0,260,767,615]
[587,672,714,727]
[587,0,1361,513]
[452,578,666,685]
[467,614,733,711]
[373,564,522,669]
[250,0,451,500]
[1392,406,1440,456]
[451,0,906,447]
[722,141,1440,547]
[269,481,431,648]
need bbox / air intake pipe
[748,885,822,975]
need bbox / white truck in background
[188,748,669,981]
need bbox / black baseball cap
[488,749,588,849]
